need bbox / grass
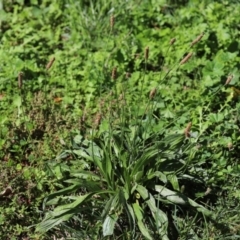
[0,0,240,239]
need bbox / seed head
[94,113,102,129]
[180,53,193,65]
[110,14,114,32]
[144,46,149,60]
[184,122,192,138]
[225,74,233,85]
[190,32,204,47]
[46,57,55,70]
[149,88,157,99]
[170,38,176,45]
[111,67,117,80]
[18,72,23,89]
[94,113,102,128]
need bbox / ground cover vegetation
[0,0,240,239]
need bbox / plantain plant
[36,106,216,239]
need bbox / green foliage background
[0,0,240,239]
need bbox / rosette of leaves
[36,122,215,239]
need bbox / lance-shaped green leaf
[36,213,74,233]
[46,193,93,218]
[136,185,169,240]
[133,203,152,240]
[44,184,83,207]
[37,193,94,233]
[103,213,118,236]
[155,185,215,218]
